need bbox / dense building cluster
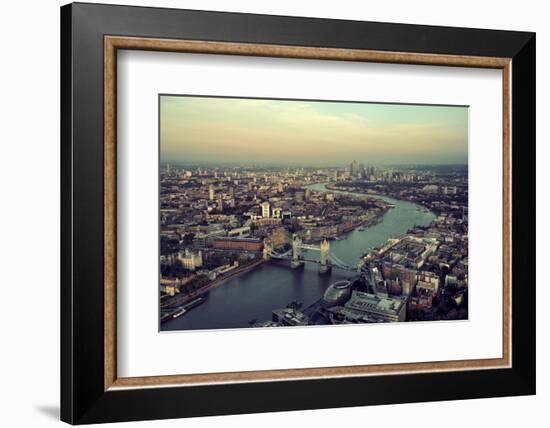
[160,164,390,313]
[360,230,468,321]
[160,161,468,326]
[330,164,468,218]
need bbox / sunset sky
[160,95,468,166]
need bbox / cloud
[160,96,468,165]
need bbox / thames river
[162,183,436,331]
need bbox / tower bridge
[263,234,357,274]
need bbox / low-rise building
[177,249,203,270]
[193,229,226,248]
[212,237,263,252]
[227,226,251,238]
[328,291,407,323]
[272,308,310,326]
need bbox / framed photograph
[61,2,535,424]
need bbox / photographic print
[159,95,469,331]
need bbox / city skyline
[161,160,468,168]
[160,96,468,166]
[160,162,468,330]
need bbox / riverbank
[163,184,436,331]
[325,182,435,212]
[325,182,379,198]
[304,214,386,246]
[307,183,439,232]
[300,183,392,244]
[325,183,408,206]
[162,259,265,310]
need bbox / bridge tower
[263,238,273,261]
[290,234,304,269]
[319,238,331,274]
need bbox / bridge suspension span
[263,234,357,273]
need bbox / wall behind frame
[0,1,545,428]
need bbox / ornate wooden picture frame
[61,2,535,424]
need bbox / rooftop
[345,291,407,316]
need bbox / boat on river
[162,183,436,331]
[172,308,186,318]
[162,294,209,323]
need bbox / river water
[162,183,436,331]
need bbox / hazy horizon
[161,160,468,168]
[160,96,468,166]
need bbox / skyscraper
[350,160,359,176]
[261,201,270,218]
[350,160,365,178]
